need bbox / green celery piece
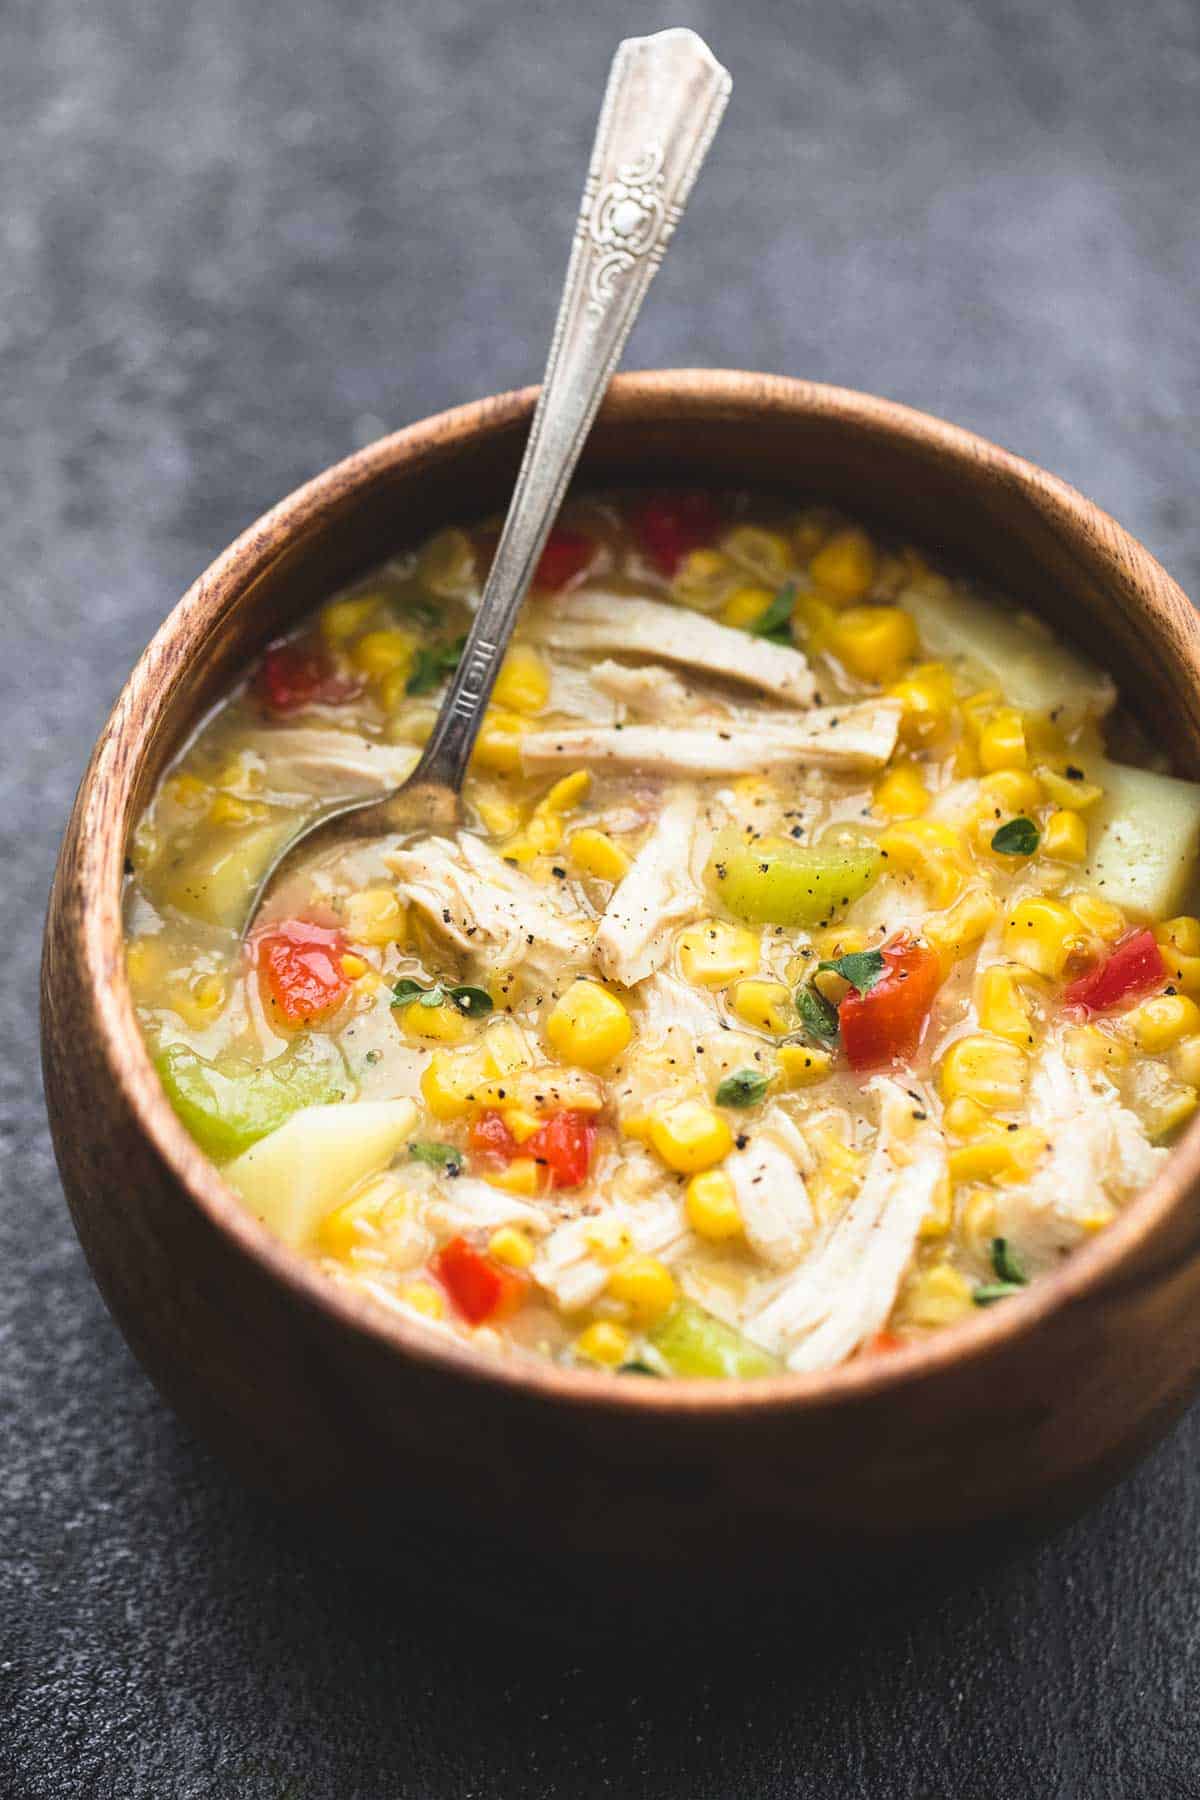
[648,1300,780,1379]
[153,1035,348,1163]
[706,828,881,927]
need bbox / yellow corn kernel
[720,584,777,630]
[877,818,969,907]
[791,507,835,559]
[952,736,981,779]
[420,1048,490,1119]
[401,997,468,1044]
[567,827,631,886]
[318,1185,391,1258]
[776,1044,834,1087]
[808,526,876,598]
[540,769,591,815]
[791,588,837,651]
[124,938,163,994]
[545,979,632,1069]
[1147,1085,1199,1139]
[809,1135,866,1220]
[977,965,1034,1048]
[960,689,1001,742]
[1154,920,1200,997]
[948,1127,1047,1187]
[400,1282,446,1321]
[685,1169,743,1241]
[492,644,551,715]
[1127,993,1200,1052]
[1175,1036,1200,1087]
[1042,809,1087,863]
[1004,897,1088,979]
[471,708,530,773]
[943,1096,991,1138]
[475,793,524,838]
[1159,916,1200,956]
[480,1158,539,1197]
[901,1262,974,1329]
[924,886,998,968]
[959,1191,999,1260]
[169,972,228,1028]
[671,547,736,611]
[1035,764,1105,811]
[351,627,417,679]
[872,761,931,819]
[677,919,761,986]
[582,1218,634,1266]
[575,1321,631,1367]
[729,978,793,1036]
[939,1034,1028,1111]
[827,605,918,684]
[607,1255,678,1326]
[648,1098,733,1173]
[385,701,437,742]
[207,792,267,827]
[482,1020,533,1079]
[978,707,1028,772]
[620,1112,653,1143]
[887,662,957,747]
[487,1225,535,1269]
[1064,1024,1130,1075]
[166,771,210,811]
[339,952,368,980]
[918,1173,954,1240]
[980,769,1043,815]
[343,887,407,948]
[320,593,380,641]
[500,1107,542,1147]
[721,525,792,583]
[1069,892,1126,944]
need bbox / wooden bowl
[42,371,1200,1580]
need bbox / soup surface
[125,492,1200,1377]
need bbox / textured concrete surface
[3,1,1200,1794]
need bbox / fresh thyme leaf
[990,816,1039,856]
[817,949,887,993]
[795,984,840,1045]
[405,635,466,696]
[618,1360,664,1377]
[390,978,425,1006]
[715,1068,770,1108]
[409,1140,462,1172]
[972,1282,1026,1306]
[447,984,494,1017]
[991,1237,1028,1285]
[751,582,796,640]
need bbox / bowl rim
[58,367,1200,1418]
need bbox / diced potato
[1082,758,1200,918]
[223,1099,416,1248]
[153,817,293,928]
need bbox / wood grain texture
[40,371,1200,1578]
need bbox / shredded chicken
[242,728,419,800]
[518,701,902,778]
[531,1194,687,1311]
[749,1081,946,1370]
[727,1107,816,1267]
[588,659,700,719]
[634,971,723,1038]
[544,662,622,724]
[594,790,707,986]
[426,1178,552,1240]
[526,592,817,705]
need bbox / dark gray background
[4,1,1200,1794]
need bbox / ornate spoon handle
[408,27,731,793]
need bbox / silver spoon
[244,27,730,933]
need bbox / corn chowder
[124,493,1200,1377]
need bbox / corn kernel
[169,972,228,1028]
[791,588,837,650]
[585,1217,635,1264]
[1035,764,1105,811]
[1004,897,1087,979]
[471,708,530,773]
[351,627,417,679]
[943,1096,991,1138]
[1147,1085,1199,1138]
[977,965,1034,1048]
[575,1321,631,1367]
[900,1262,974,1329]
[939,1034,1028,1111]
[501,1107,542,1145]
[1159,916,1200,956]
[808,527,876,598]
[685,1169,744,1240]
[791,507,835,560]
[1156,919,1200,997]
[810,1132,866,1218]
[492,644,551,715]
[567,827,631,886]
[720,583,777,630]
[1042,809,1087,863]
[339,952,368,979]
[400,1282,446,1320]
[483,1021,533,1079]
[401,997,468,1044]
[924,886,998,967]
[730,978,793,1035]
[1064,1024,1130,1074]
[887,662,957,747]
[959,1191,999,1259]
[420,1048,490,1119]
[483,1158,541,1195]
[475,794,524,839]
[320,593,380,641]
[1176,1036,1200,1087]
[1126,993,1200,1052]
[827,605,918,684]
[319,1187,388,1258]
[488,1226,536,1269]
[877,818,969,907]
[607,1255,678,1326]
[677,919,761,986]
[776,1044,834,1087]
[671,547,736,611]
[721,525,792,583]
[978,707,1028,772]
[344,887,408,946]
[1069,892,1126,944]
[948,1127,1047,1186]
[918,1174,954,1240]
[540,769,591,815]
[872,761,931,819]
[166,772,210,811]
[545,979,632,1068]
[648,1098,733,1173]
[980,769,1042,814]
[208,792,267,826]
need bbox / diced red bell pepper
[629,492,721,576]
[867,1330,904,1355]
[432,1236,527,1325]
[254,641,359,714]
[1062,927,1165,1015]
[839,935,944,1071]
[257,919,350,1026]
[527,1109,596,1189]
[534,528,595,591]
[468,1109,520,1164]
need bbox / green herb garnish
[751,582,796,644]
[715,1068,770,1108]
[618,1360,664,1377]
[418,984,446,1008]
[447,984,494,1017]
[409,1140,462,1172]
[391,978,425,1005]
[990,816,1039,856]
[390,977,494,1018]
[795,983,840,1046]
[817,949,887,993]
[406,635,466,696]
[991,1237,1027,1286]
[972,1282,1026,1306]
